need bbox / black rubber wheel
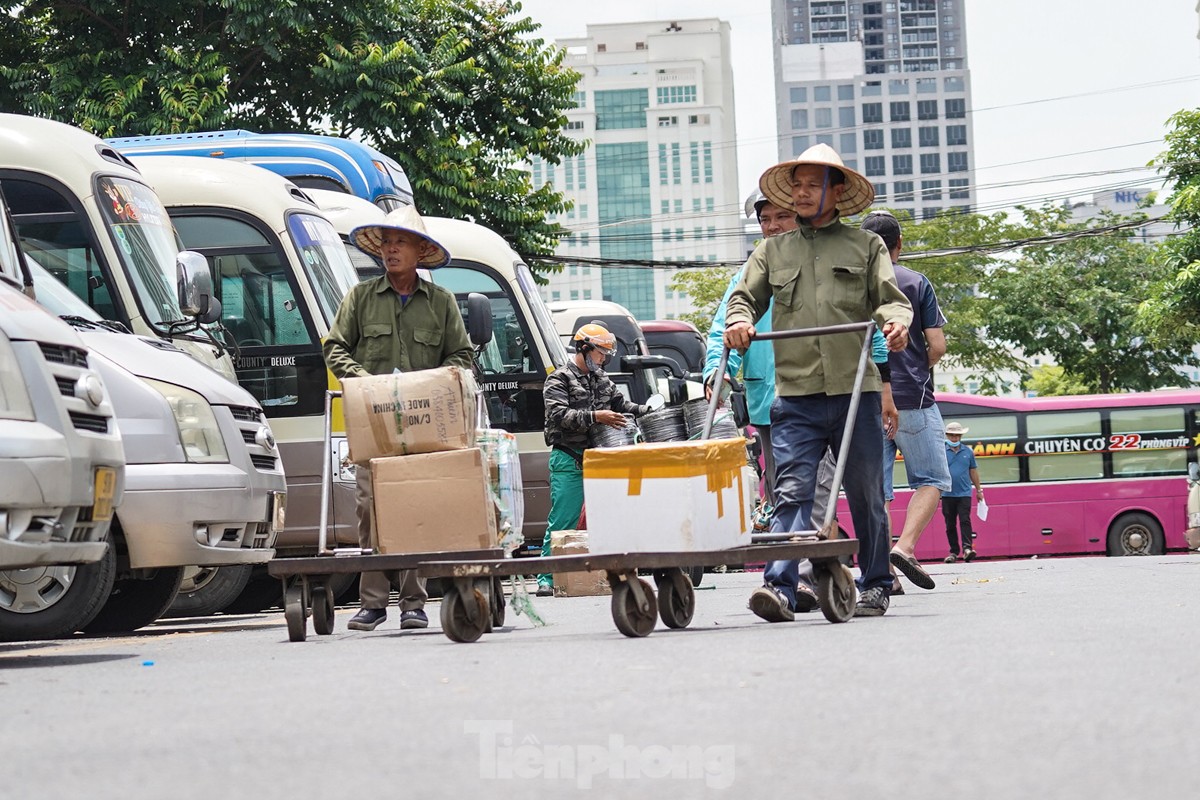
[284,582,307,642]
[490,576,506,630]
[1107,512,1165,556]
[816,563,857,623]
[220,570,284,614]
[656,572,695,629]
[686,565,704,587]
[84,565,186,634]
[611,578,658,638]
[165,564,254,618]
[0,544,116,641]
[440,585,488,643]
[312,583,335,636]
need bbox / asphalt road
[3,554,1198,799]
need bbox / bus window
[1110,407,1187,476]
[285,213,359,326]
[968,413,1020,484]
[430,265,545,433]
[3,178,121,320]
[1027,411,1103,481]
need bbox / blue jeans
[883,404,952,501]
[763,392,892,608]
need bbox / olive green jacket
[323,275,473,379]
[726,216,912,397]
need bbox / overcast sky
[516,0,1200,215]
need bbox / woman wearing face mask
[536,323,662,596]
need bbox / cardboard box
[370,449,496,554]
[550,531,610,597]
[342,367,477,464]
[583,439,752,554]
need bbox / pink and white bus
[839,390,1200,560]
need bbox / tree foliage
[1025,365,1091,397]
[0,0,585,260]
[669,266,735,333]
[1139,107,1200,341]
[983,207,1196,394]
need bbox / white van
[0,199,126,640]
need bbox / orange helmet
[572,323,616,355]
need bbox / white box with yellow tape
[582,439,752,554]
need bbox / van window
[285,213,359,327]
[429,266,545,433]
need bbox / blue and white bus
[107,130,414,210]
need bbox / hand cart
[419,321,880,643]
[266,389,506,642]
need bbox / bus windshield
[515,262,566,370]
[93,175,184,329]
[285,212,358,327]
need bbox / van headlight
[0,330,35,421]
[143,379,229,463]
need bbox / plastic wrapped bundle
[683,397,740,440]
[638,405,688,442]
[476,428,525,553]
[589,416,638,448]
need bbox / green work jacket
[726,215,912,397]
[323,274,473,379]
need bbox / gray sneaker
[854,586,890,617]
[748,585,795,623]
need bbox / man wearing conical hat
[724,144,913,620]
[324,206,474,632]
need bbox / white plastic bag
[976,498,989,522]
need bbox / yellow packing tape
[584,439,747,514]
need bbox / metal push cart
[419,322,880,643]
[266,389,506,642]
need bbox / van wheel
[83,566,185,634]
[0,546,116,641]
[221,571,285,615]
[164,565,254,618]
[1106,513,1164,557]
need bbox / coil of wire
[683,398,741,440]
[589,415,638,448]
[638,405,688,442]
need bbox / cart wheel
[611,578,658,638]
[478,579,494,634]
[656,571,695,629]
[312,582,335,636]
[284,582,307,642]
[817,563,857,623]
[440,585,489,643]
[490,576,506,629]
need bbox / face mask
[946,439,959,448]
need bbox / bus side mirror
[177,250,221,323]
[467,292,493,348]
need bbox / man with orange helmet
[537,322,660,596]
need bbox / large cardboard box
[550,531,610,597]
[370,449,497,554]
[342,367,477,464]
[583,439,752,554]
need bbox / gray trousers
[355,463,427,611]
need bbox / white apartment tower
[532,19,743,321]
[772,0,977,220]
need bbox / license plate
[93,467,117,521]
[269,491,287,533]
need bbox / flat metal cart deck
[419,538,858,642]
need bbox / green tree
[1025,364,1090,397]
[984,207,1196,394]
[1140,108,1200,341]
[670,266,734,332]
[0,0,584,260]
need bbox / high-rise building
[531,19,743,321]
[771,0,976,220]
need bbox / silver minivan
[17,258,287,632]
[0,214,126,641]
